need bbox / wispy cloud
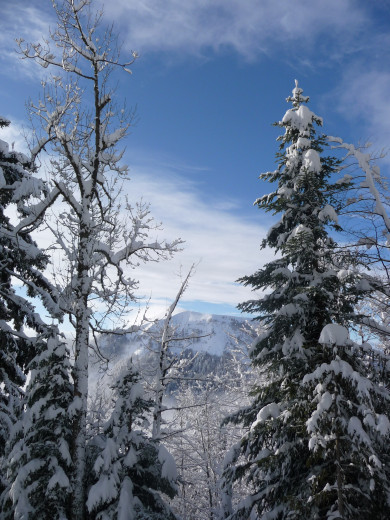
[334,67,390,154]
[1,0,369,71]
[0,2,55,81]
[19,149,270,319]
[101,0,367,61]
[120,155,272,313]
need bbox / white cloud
[0,2,55,81]
[18,149,270,319]
[100,0,366,60]
[1,0,369,71]
[119,156,272,312]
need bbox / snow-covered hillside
[90,311,260,390]
[99,310,259,360]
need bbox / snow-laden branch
[14,186,61,233]
[360,316,390,337]
[0,319,30,340]
[161,265,195,346]
[17,0,138,80]
[329,136,390,241]
[16,2,180,515]
[5,267,61,319]
[54,181,83,216]
[152,265,196,440]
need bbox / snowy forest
[0,1,390,519]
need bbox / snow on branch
[360,316,390,337]
[328,136,390,242]
[0,319,30,340]
[14,186,61,233]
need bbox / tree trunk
[71,223,91,520]
[71,306,89,519]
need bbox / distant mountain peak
[99,311,259,359]
[90,311,260,392]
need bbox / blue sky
[1,0,390,320]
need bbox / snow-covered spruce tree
[221,81,390,519]
[301,324,390,519]
[0,117,59,497]
[3,328,73,520]
[17,1,182,517]
[86,361,178,520]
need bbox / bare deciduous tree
[17,1,182,517]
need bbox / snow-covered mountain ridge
[90,310,260,400]
[100,310,260,360]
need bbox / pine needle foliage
[221,82,390,520]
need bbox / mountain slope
[90,311,260,394]
[100,310,259,359]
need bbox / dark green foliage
[221,82,390,519]
[0,117,59,499]
[2,330,73,520]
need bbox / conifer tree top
[286,79,310,107]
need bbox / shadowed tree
[0,116,59,501]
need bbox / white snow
[318,204,338,224]
[11,176,45,202]
[102,438,118,471]
[282,105,317,131]
[335,173,353,185]
[133,311,260,357]
[289,224,312,240]
[124,446,137,468]
[304,358,373,399]
[278,186,293,198]
[222,444,240,467]
[117,477,135,520]
[319,324,349,346]
[369,454,382,469]
[68,396,83,416]
[47,466,70,490]
[87,473,119,512]
[355,278,372,291]
[158,444,178,481]
[348,416,371,446]
[271,267,292,278]
[277,303,300,317]
[306,391,333,437]
[376,414,390,436]
[301,149,321,173]
[296,137,311,149]
[0,167,6,188]
[291,79,309,103]
[337,269,354,281]
[58,438,72,465]
[252,403,280,429]
[129,382,144,402]
[0,138,10,154]
[282,329,304,355]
